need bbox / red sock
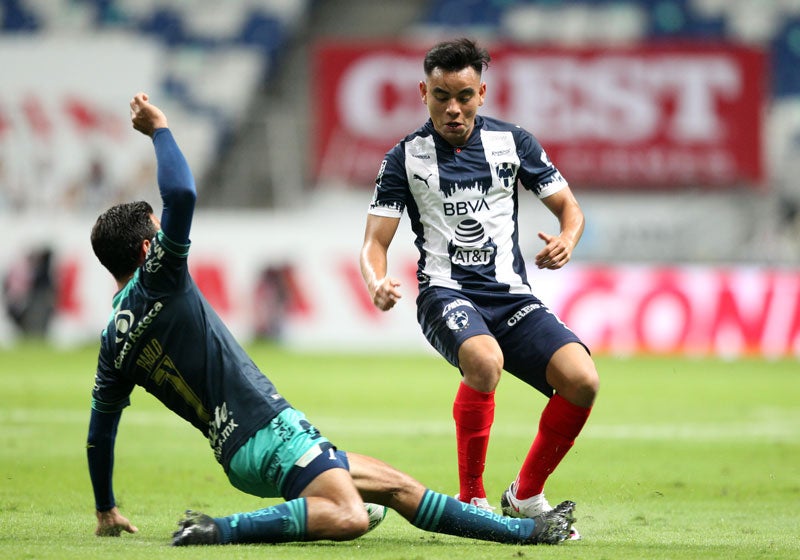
[452,382,495,501]
[515,393,592,499]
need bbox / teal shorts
[227,408,346,500]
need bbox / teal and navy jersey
[368,115,568,294]
[90,129,290,472]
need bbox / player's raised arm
[130,92,168,136]
[131,93,197,244]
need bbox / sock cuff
[453,396,495,430]
[412,489,446,531]
[543,393,592,437]
[454,381,495,403]
[214,516,232,544]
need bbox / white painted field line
[3,408,798,442]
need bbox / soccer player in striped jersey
[86,92,575,547]
[360,38,599,538]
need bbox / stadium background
[1,0,799,358]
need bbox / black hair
[423,37,491,76]
[90,201,156,281]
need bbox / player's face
[420,66,486,147]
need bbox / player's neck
[115,273,134,291]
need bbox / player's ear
[139,239,150,264]
[419,81,427,103]
[478,82,486,106]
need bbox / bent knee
[547,353,600,407]
[573,369,599,406]
[458,336,503,390]
[328,504,370,540]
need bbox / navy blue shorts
[416,286,588,396]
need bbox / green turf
[1,341,798,559]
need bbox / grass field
[1,341,798,559]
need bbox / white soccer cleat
[500,482,581,540]
[500,482,551,518]
[454,493,496,512]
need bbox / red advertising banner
[2,212,797,357]
[538,265,800,358]
[312,41,766,190]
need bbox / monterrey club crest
[446,310,470,331]
[495,162,516,190]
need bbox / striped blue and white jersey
[369,115,568,294]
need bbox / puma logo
[413,173,433,188]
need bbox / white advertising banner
[0,36,217,214]
[2,208,798,358]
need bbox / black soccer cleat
[552,499,581,540]
[171,509,221,546]
[526,500,577,545]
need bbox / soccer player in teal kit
[85,92,575,546]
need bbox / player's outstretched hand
[130,92,168,137]
[372,276,402,311]
[534,231,572,270]
[95,506,139,537]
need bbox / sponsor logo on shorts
[507,303,543,327]
[441,298,475,316]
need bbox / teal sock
[214,498,308,544]
[412,490,535,544]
